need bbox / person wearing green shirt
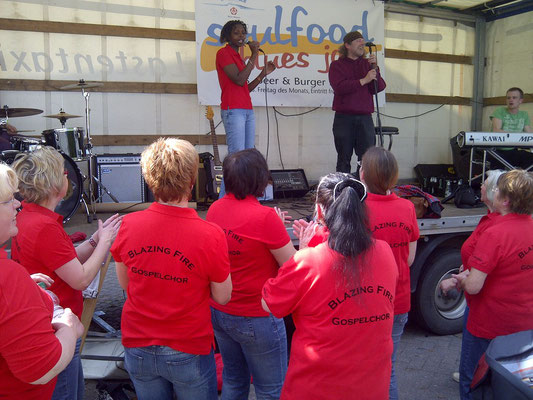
[489,87,532,170]
[490,87,531,133]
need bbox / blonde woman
[111,139,232,400]
[11,146,121,400]
[0,162,83,399]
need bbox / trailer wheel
[414,248,466,335]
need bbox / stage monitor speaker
[270,169,309,198]
[95,154,146,203]
[450,135,487,183]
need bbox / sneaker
[452,372,460,383]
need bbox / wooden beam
[483,94,533,106]
[1,79,472,106]
[385,49,472,65]
[0,18,195,41]
[0,79,197,94]
[90,134,226,146]
[386,93,471,105]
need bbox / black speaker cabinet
[95,154,146,203]
[450,135,487,181]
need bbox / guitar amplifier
[95,154,146,203]
[270,169,309,198]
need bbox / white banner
[195,0,385,107]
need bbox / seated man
[0,123,17,151]
[490,86,533,170]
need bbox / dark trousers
[332,112,375,173]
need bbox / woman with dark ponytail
[262,173,398,400]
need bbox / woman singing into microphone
[216,20,275,197]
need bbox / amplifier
[95,154,146,203]
[270,169,309,198]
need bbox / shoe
[452,372,460,383]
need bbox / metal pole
[471,16,486,131]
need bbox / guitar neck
[209,120,221,165]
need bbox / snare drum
[42,127,86,160]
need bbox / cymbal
[0,107,43,118]
[60,80,103,90]
[44,111,82,120]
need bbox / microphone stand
[367,44,384,148]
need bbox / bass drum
[57,153,83,223]
[0,149,82,223]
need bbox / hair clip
[333,178,367,203]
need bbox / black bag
[471,330,533,400]
[454,185,484,209]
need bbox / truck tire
[413,248,466,335]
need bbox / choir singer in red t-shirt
[111,138,232,400]
[0,163,83,400]
[216,20,276,197]
[207,148,295,400]
[359,147,419,400]
[453,170,533,400]
[11,147,121,400]
[262,173,398,400]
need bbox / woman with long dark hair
[262,173,397,399]
[216,19,275,197]
[207,148,295,400]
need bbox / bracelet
[89,237,97,248]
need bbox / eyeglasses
[0,195,17,206]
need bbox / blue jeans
[124,345,218,400]
[459,307,491,400]
[219,108,256,198]
[211,308,287,400]
[390,313,408,400]
[52,338,83,400]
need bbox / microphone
[365,42,375,54]
[246,40,265,54]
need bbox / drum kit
[0,80,118,223]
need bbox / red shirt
[263,240,398,400]
[461,211,501,306]
[466,213,533,339]
[461,211,501,267]
[366,193,419,314]
[110,203,230,355]
[0,251,62,400]
[206,194,291,316]
[216,44,253,110]
[11,202,82,318]
[328,56,386,115]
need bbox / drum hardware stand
[61,80,121,223]
[366,44,384,148]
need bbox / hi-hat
[0,106,43,118]
[44,111,82,120]
[60,79,104,90]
